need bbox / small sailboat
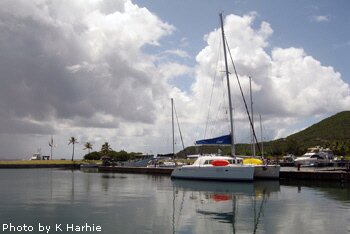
[171,13,255,181]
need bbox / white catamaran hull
[171,165,255,181]
[253,165,280,179]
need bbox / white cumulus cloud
[0,0,177,157]
[190,13,350,143]
[0,2,348,158]
[312,15,330,22]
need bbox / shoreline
[98,166,350,182]
[0,163,348,182]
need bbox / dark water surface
[0,169,349,234]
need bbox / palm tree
[100,142,112,156]
[84,142,93,154]
[68,137,79,161]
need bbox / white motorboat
[30,153,42,160]
[171,156,255,181]
[294,146,334,167]
[294,153,328,167]
[29,149,42,160]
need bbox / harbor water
[0,169,349,234]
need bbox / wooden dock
[98,166,350,181]
[280,170,350,181]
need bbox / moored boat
[252,164,280,179]
[172,14,256,182]
[171,155,255,181]
[243,157,280,179]
[294,146,334,167]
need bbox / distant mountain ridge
[268,111,350,156]
[287,111,350,144]
[177,111,350,157]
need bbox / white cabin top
[192,155,243,166]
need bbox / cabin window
[227,159,242,164]
[311,155,324,159]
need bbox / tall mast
[220,13,235,156]
[259,114,264,159]
[171,98,175,158]
[173,101,186,156]
[249,76,255,157]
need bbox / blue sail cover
[195,134,231,145]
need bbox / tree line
[65,137,142,161]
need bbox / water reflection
[172,180,280,194]
[281,180,350,202]
[0,169,349,234]
[171,180,280,234]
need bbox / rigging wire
[204,34,222,139]
[225,38,262,154]
[208,72,230,138]
[204,21,235,140]
[173,100,186,156]
[221,71,231,133]
[204,34,234,142]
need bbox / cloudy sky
[0,0,349,159]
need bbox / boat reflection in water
[171,179,280,233]
[172,179,280,195]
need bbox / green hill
[277,111,350,156]
[287,111,350,145]
[177,111,350,157]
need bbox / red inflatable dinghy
[211,159,230,166]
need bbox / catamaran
[171,14,255,181]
